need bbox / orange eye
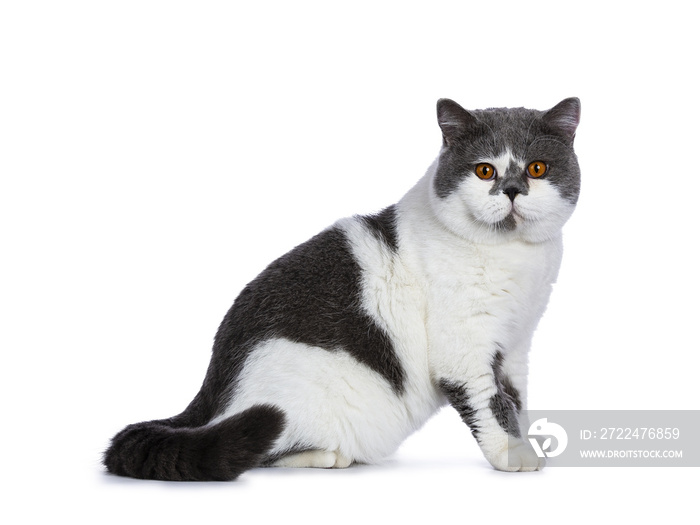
[475,163,496,180]
[527,161,547,178]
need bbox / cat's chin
[456,214,562,245]
[471,201,573,244]
[447,215,521,245]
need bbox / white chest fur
[396,170,563,383]
[405,172,560,317]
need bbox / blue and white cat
[105,97,581,480]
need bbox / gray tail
[103,404,285,481]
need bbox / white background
[1,0,697,522]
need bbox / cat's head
[430,98,581,244]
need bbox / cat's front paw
[486,439,545,472]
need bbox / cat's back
[214,216,410,393]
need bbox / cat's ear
[437,98,479,147]
[542,97,581,143]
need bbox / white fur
[213,151,573,471]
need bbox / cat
[104,97,581,480]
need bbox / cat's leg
[495,343,536,438]
[272,450,353,469]
[434,343,544,472]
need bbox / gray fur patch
[358,204,399,253]
[439,379,480,438]
[490,350,522,437]
[489,158,530,198]
[208,226,407,415]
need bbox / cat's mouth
[491,211,518,232]
[510,201,540,223]
[469,198,537,234]
[510,207,524,221]
[488,203,537,233]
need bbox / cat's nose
[503,187,520,202]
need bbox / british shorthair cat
[104,97,581,480]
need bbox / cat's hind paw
[272,449,353,469]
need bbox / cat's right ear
[437,98,479,147]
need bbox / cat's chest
[418,237,560,318]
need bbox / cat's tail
[103,404,285,481]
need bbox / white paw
[332,452,353,469]
[273,450,353,469]
[487,439,546,472]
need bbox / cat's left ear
[542,97,581,144]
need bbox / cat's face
[430,98,581,244]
